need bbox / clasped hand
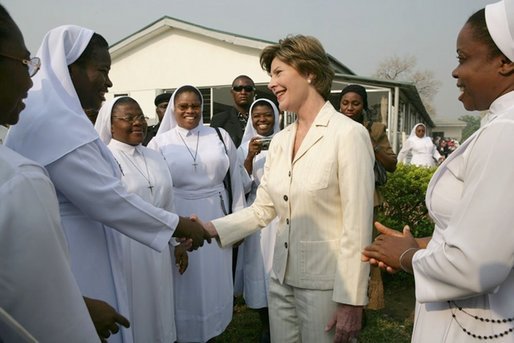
[173,216,211,251]
[361,222,419,273]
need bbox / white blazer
[214,102,374,305]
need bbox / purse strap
[213,127,233,212]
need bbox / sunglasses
[232,85,255,92]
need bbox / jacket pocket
[303,161,333,190]
[299,239,338,280]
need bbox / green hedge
[376,163,437,238]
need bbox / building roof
[109,16,354,74]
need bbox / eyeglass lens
[233,86,255,92]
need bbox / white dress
[5,26,181,343]
[410,92,514,342]
[0,145,98,342]
[149,124,245,342]
[234,98,281,309]
[398,135,441,167]
[108,139,177,343]
[236,147,279,309]
[45,140,179,343]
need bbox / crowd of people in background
[1,1,513,343]
[434,135,460,159]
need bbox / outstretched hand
[173,216,211,250]
[361,222,418,273]
[83,297,130,342]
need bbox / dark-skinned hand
[173,216,211,250]
[83,297,130,342]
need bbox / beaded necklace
[448,301,514,340]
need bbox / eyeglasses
[112,114,148,123]
[232,85,255,92]
[0,53,41,77]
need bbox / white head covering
[156,85,204,135]
[486,0,514,62]
[5,25,97,166]
[239,98,280,155]
[408,123,428,140]
[95,96,131,145]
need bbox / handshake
[172,215,218,251]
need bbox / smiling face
[268,57,310,113]
[111,100,147,146]
[174,90,202,130]
[340,92,364,121]
[251,103,275,136]
[0,20,33,125]
[69,45,112,111]
[452,23,506,111]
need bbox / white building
[108,16,433,152]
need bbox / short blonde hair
[260,35,334,100]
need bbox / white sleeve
[0,167,98,342]
[414,122,514,302]
[222,129,246,212]
[237,147,253,196]
[432,143,442,161]
[46,141,178,251]
[397,139,411,163]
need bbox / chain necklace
[177,131,200,172]
[119,149,154,194]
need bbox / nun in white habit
[397,123,442,167]
[235,98,280,310]
[5,26,190,343]
[95,96,183,343]
[148,85,245,342]
[363,1,514,341]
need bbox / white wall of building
[108,27,270,122]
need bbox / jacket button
[283,195,288,201]
[288,171,291,177]
[284,242,288,249]
[286,218,290,225]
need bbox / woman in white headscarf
[148,85,245,342]
[397,123,442,167]
[95,96,189,343]
[363,1,514,341]
[235,98,280,341]
[5,26,207,343]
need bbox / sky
[4,0,494,120]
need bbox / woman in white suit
[363,1,514,341]
[202,35,375,343]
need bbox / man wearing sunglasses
[211,75,255,147]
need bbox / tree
[374,55,441,115]
[459,114,480,142]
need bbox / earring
[307,79,312,84]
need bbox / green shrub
[377,163,437,238]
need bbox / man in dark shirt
[210,75,255,147]
[143,92,171,146]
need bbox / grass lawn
[218,273,415,342]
